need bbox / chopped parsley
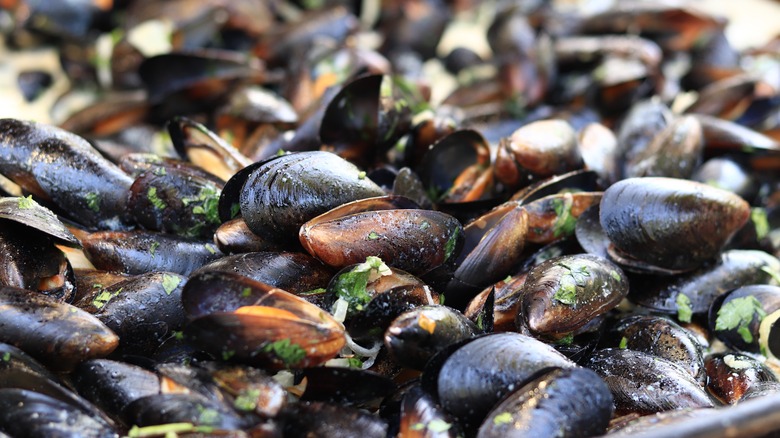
[85,192,100,212]
[554,262,590,306]
[556,333,574,345]
[357,171,366,180]
[551,196,577,238]
[410,420,452,433]
[222,350,235,360]
[241,287,252,297]
[262,339,306,367]
[149,241,159,258]
[184,185,222,225]
[147,187,167,210]
[610,270,622,282]
[204,243,217,254]
[127,423,214,437]
[493,412,513,426]
[443,227,460,262]
[619,336,628,349]
[230,203,241,218]
[92,288,121,309]
[367,231,380,240]
[752,208,770,241]
[299,288,326,296]
[346,357,363,368]
[331,256,391,316]
[17,195,35,209]
[676,293,693,323]
[2,352,10,362]
[162,274,181,295]
[715,296,767,344]
[233,388,261,411]
[196,406,221,425]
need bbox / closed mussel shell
[123,392,252,431]
[431,333,575,430]
[0,286,118,372]
[477,367,613,438]
[609,315,706,384]
[0,388,117,438]
[300,197,463,276]
[280,401,388,438]
[584,348,715,415]
[600,177,750,272]
[385,305,479,370]
[519,254,628,340]
[90,272,187,356]
[705,353,778,404]
[229,151,385,244]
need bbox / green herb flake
[676,293,693,323]
[172,331,184,341]
[222,350,235,360]
[751,208,770,240]
[230,203,241,218]
[85,192,100,212]
[476,312,485,331]
[300,288,327,296]
[17,195,35,209]
[275,148,287,157]
[551,196,577,238]
[153,167,167,176]
[238,288,251,298]
[196,406,221,425]
[610,270,621,282]
[92,283,103,289]
[427,419,452,433]
[367,231,380,240]
[147,187,167,210]
[331,256,391,316]
[443,228,460,262]
[183,185,222,225]
[762,265,780,285]
[92,289,120,309]
[619,336,628,349]
[410,423,426,431]
[149,241,160,258]
[357,171,367,180]
[262,339,306,367]
[2,352,10,362]
[233,388,261,411]
[439,294,445,305]
[204,243,217,254]
[715,296,767,344]
[556,333,574,345]
[419,221,431,231]
[346,357,363,368]
[162,274,181,295]
[127,423,214,437]
[493,412,513,426]
[554,278,577,305]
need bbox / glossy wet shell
[233,151,385,244]
[0,286,118,371]
[705,353,778,405]
[600,177,750,271]
[477,367,614,438]
[519,254,628,339]
[433,333,575,428]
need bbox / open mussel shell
[477,367,614,438]
[0,197,80,247]
[0,286,118,372]
[600,177,751,272]
[319,74,412,167]
[0,389,118,438]
[608,315,706,385]
[709,285,780,354]
[521,191,603,244]
[705,353,778,405]
[385,305,479,371]
[183,274,345,370]
[426,333,575,431]
[630,249,780,315]
[416,129,493,205]
[623,115,704,179]
[222,151,385,245]
[584,348,715,416]
[442,201,527,309]
[300,196,463,276]
[518,254,628,341]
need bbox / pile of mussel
[3,0,780,437]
